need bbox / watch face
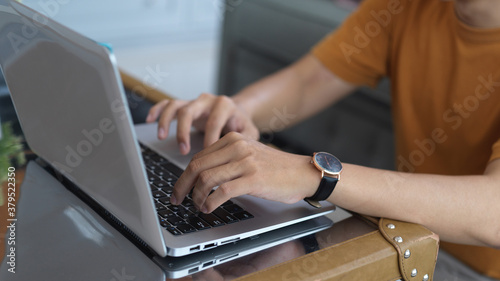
[314,152,342,174]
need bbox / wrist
[232,95,256,120]
[304,152,342,208]
[303,155,322,198]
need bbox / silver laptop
[0,0,335,258]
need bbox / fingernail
[146,114,152,122]
[159,128,166,139]
[201,206,208,214]
[170,194,177,205]
[179,142,188,155]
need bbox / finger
[157,100,188,140]
[202,177,249,213]
[146,99,169,123]
[203,96,236,148]
[191,161,246,212]
[171,142,237,205]
[239,123,260,141]
[176,95,214,154]
[192,131,243,160]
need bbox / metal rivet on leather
[404,249,411,259]
[394,236,403,243]
[411,268,418,277]
[387,223,396,229]
[422,274,429,281]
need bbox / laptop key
[167,215,186,226]
[164,163,183,178]
[147,172,160,182]
[166,226,182,236]
[181,198,195,207]
[221,200,234,206]
[152,190,168,198]
[233,211,254,220]
[145,160,159,170]
[223,203,244,214]
[150,154,168,164]
[153,168,169,177]
[152,180,169,189]
[199,213,225,227]
[158,209,175,218]
[212,208,238,224]
[176,208,194,219]
[187,217,211,230]
[161,186,174,194]
[158,197,171,205]
[176,223,197,234]
[187,206,199,214]
[158,217,170,228]
[168,205,181,212]
[155,203,167,211]
[164,175,177,183]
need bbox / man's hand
[170,132,321,213]
[146,93,259,155]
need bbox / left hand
[170,132,320,213]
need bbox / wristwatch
[304,152,342,208]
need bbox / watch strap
[304,175,338,208]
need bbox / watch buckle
[304,198,322,208]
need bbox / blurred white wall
[20,0,224,100]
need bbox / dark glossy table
[0,160,377,280]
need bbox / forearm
[328,161,500,248]
[232,54,355,132]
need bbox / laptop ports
[203,261,215,268]
[189,245,200,252]
[203,242,217,250]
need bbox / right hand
[146,93,260,155]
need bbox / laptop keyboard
[139,144,254,236]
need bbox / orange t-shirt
[312,0,500,278]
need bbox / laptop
[0,0,335,259]
[1,160,333,280]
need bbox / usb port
[204,243,217,249]
[190,246,200,252]
[203,261,215,268]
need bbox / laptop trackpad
[135,122,203,170]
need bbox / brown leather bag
[236,216,439,281]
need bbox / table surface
[0,160,376,280]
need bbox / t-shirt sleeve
[489,138,500,163]
[312,0,397,88]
